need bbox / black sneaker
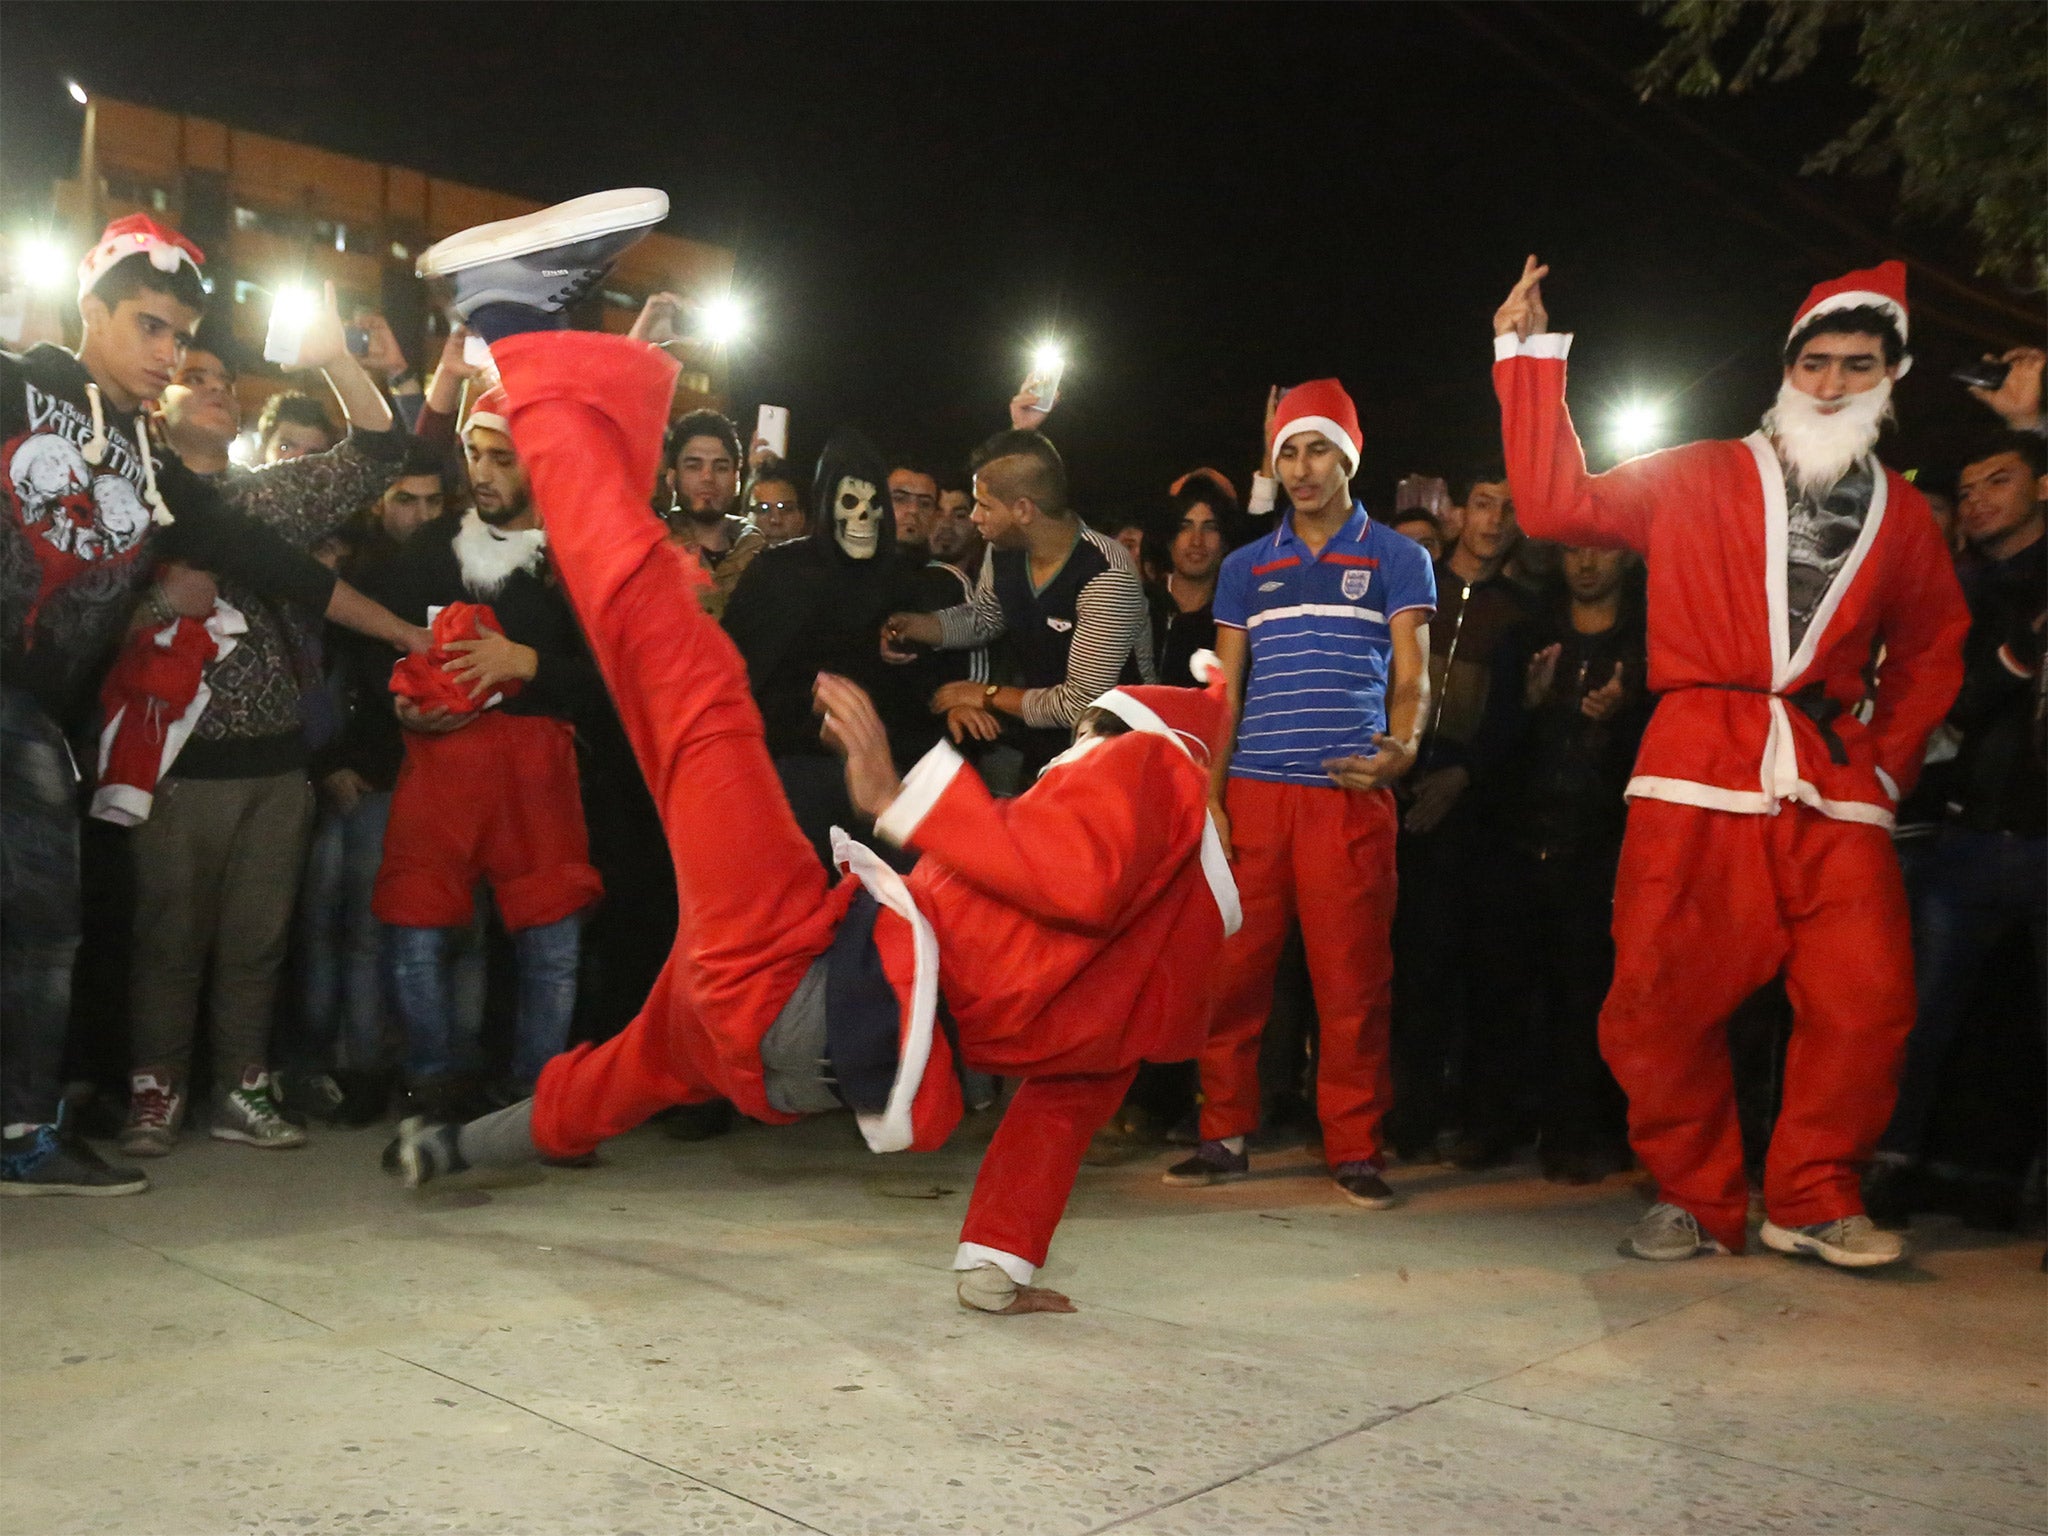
[1161,1140,1249,1188]
[0,1122,149,1197]
[394,1116,468,1190]
[1447,1132,1516,1172]
[416,188,669,320]
[1333,1161,1399,1209]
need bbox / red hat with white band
[77,215,206,305]
[1788,260,1910,372]
[463,385,512,440]
[1268,379,1362,477]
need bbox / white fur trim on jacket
[954,1242,1035,1285]
[830,828,943,1155]
[874,740,967,846]
[454,510,547,598]
[1092,687,1243,937]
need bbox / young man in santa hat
[359,387,607,1120]
[384,190,1239,1314]
[1164,379,1436,1208]
[1,215,427,1195]
[1491,255,1968,1268]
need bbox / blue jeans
[297,790,393,1074]
[1882,827,2048,1159]
[0,687,80,1129]
[390,910,580,1089]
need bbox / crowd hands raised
[2,211,2042,1290]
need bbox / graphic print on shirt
[1784,460,1873,652]
[5,383,156,636]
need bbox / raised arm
[1491,256,1658,552]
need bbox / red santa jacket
[844,722,1235,1153]
[90,602,244,826]
[1494,333,1967,826]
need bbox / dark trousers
[1466,839,1630,1153]
[1387,807,1478,1152]
[1882,827,2048,1161]
[0,686,80,1129]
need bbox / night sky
[4,2,2037,514]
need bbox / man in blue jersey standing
[1166,380,1435,1207]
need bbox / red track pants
[374,711,602,932]
[1602,798,1915,1253]
[493,331,1136,1282]
[1198,778,1397,1168]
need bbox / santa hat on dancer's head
[77,215,206,305]
[1092,651,1233,769]
[463,385,513,441]
[1269,379,1362,477]
[1786,260,1911,375]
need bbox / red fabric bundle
[389,600,522,715]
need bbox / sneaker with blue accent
[1759,1214,1905,1269]
[0,1117,148,1197]
[416,188,669,321]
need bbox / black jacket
[1946,535,2045,837]
[1,344,336,732]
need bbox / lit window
[333,224,347,253]
[150,189,168,212]
[234,207,259,230]
[389,241,409,261]
[232,279,261,305]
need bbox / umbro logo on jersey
[1046,617,1073,632]
[543,268,571,276]
[1259,580,1285,592]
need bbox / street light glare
[1611,400,1665,455]
[67,81,89,106]
[18,237,70,292]
[700,295,745,346]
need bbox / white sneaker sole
[1759,1219,1904,1268]
[210,1127,307,1149]
[0,1177,149,1197]
[417,189,669,277]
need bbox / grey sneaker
[1621,1201,1731,1261]
[393,1116,468,1190]
[0,1119,149,1197]
[211,1071,307,1149]
[1759,1214,1905,1269]
[120,1072,185,1158]
[1162,1139,1249,1187]
[416,188,669,319]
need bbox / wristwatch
[983,684,1000,705]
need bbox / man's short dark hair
[936,470,971,498]
[389,439,448,487]
[888,458,940,484]
[664,409,741,470]
[1390,508,1441,539]
[1960,429,2047,482]
[89,250,207,315]
[1456,464,1510,506]
[968,429,1067,516]
[745,455,805,501]
[1783,305,1907,369]
[256,390,336,449]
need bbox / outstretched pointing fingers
[1494,255,1551,340]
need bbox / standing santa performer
[388,190,1240,1315]
[1491,255,1967,1269]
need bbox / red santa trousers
[489,330,1137,1282]
[374,709,603,933]
[1602,798,1914,1253]
[1198,777,1397,1167]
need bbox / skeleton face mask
[834,475,880,560]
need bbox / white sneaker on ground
[1759,1214,1905,1269]
[1620,1201,1732,1261]
[211,1071,307,1149]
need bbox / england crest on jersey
[1341,568,1370,601]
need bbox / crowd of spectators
[1,218,2040,1248]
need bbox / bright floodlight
[1610,400,1665,455]
[1031,340,1065,376]
[700,295,745,346]
[18,237,70,292]
[67,80,89,106]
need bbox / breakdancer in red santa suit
[389,190,1241,1314]
[1492,255,1967,1268]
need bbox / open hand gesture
[815,673,904,820]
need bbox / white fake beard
[1762,377,1891,499]
[454,509,547,597]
